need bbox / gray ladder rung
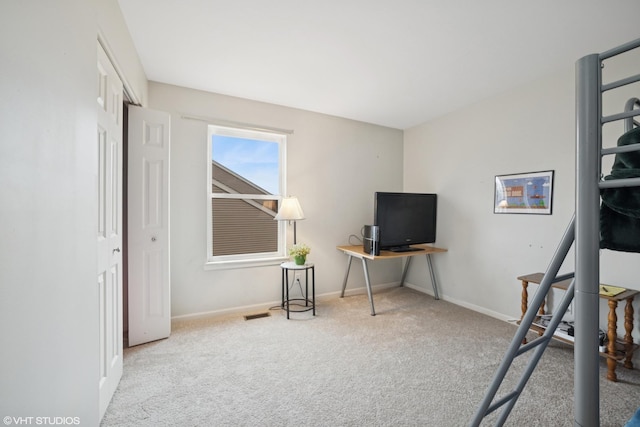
[599,37,640,60]
[551,272,575,283]
[601,73,640,92]
[484,390,520,417]
[601,143,640,156]
[516,334,552,357]
[599,176,640,189]
[602,108,640,124]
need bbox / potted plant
[289,243,311,265]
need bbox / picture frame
[494,170,554,214]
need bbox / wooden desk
[518,272,639,381]
[337,244,447,316]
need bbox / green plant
[288,243,311,257]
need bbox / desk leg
[340,255,353,298]
[426,254,440,300]
[624,297,634,369]
[607,299,618,381]
[399,257,412,287]
[361,258,376,316]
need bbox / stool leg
[624,297,634,369]
[607,299,618,381]
[281,268,285,309]
[305,269,309,307]
[312,266,316,316]
[521,280,528,344]
[285,269,290,319]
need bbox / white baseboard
[171,301,279,323]
[171,281,512,324]
[171,281,401,323]
[403,282,512,323]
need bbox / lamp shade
[274,197,305,221]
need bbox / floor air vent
[244,312,271,321]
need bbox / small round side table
[280,262,315,319]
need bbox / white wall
[148,82,404,317]
[0,0,146,423]
[0,1,97,421]
[404,53,640,346]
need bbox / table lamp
[274,196,305,244]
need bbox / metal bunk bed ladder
[470,37,640,427]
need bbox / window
[207,125,287,267]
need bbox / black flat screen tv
[374,192,437,252]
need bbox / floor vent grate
[244,312,271,321]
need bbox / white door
[97,43,123,420]
[128,105,171,347]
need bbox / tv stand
[337,244,447,315]
[388,246,422,253]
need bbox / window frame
[205,124,288,270]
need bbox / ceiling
[118,1,640,130]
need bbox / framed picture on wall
[494,170,554,214]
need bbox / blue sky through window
[212,135,279,194]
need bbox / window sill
[204,256,290,271]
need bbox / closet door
[97,42,123,420]
[127,105,171,347]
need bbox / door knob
[151,237,157,242]
[113,248,121,253]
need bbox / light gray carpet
[101,287,640,426]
